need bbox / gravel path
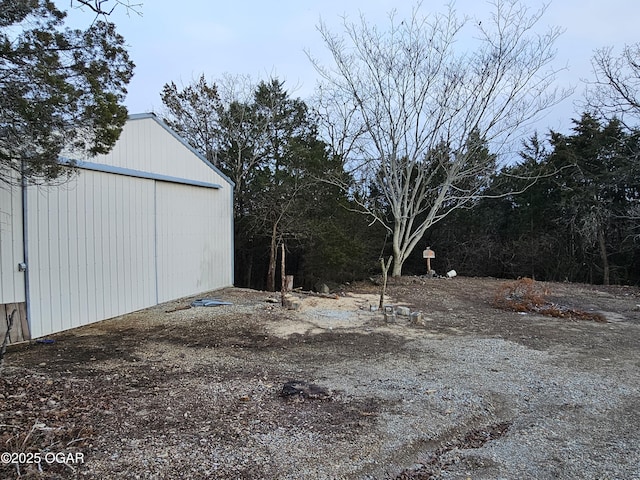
[1,277,639,479]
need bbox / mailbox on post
[423,247,435,274]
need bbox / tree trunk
[280,242,286,307]
[391,262,400,277]
[391,235,403,277]
[266,223,278,292]
[379,256,393,309]
[598,228,610,286]
[391,258,404,277]
[245,254,253,289]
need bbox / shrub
[492,278,606,322]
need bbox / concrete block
[411,312,426,326]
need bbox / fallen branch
[165,305,192,313]
[294,290,340,299]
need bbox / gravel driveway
[1,277,639,479]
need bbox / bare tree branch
[584,43,640,128]
[72,0,142,17]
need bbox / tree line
[159,78,639,287]
[424,114,640,285]
[3,0,639,288]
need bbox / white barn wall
[0,172,25,304]
[27,171,156,338]
[156,182,233,302]
[92,115,229,187]
[22,114,234,339]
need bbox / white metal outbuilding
[0,113,234,342]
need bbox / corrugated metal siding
[156,182,233,302]
[94,116,230,188]
[0,171,25,304]
[27,171,156,338]
[21,115,234,339]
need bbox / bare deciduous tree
[585,43,640,126]
[584,44,640,234]
[309,0,570,276]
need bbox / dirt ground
[1,276,639,479]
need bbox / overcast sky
[61,0,640,134]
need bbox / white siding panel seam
[153,180,159,304]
